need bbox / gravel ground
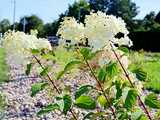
[0,56,96,120]
[2,54,157,120]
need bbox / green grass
[0,48,8,83]
[129,52,160,93]
[0,48,8,113]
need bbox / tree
[89,0,139,31]
[0,19,10,33]
[43,21,59,37]
[143,12,160,32]
[89,0,109,12]
[42,13,65,37]
[65,0,90,22]
[155,11,160,24]
[18,15,44,36]
[41,0,90,37]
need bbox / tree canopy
[18,15,44,36]
[0,19,10,33]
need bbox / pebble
[0,56,96,120]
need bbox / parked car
[47,36,59,46]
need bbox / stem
[33,55,78,120]
[110,44,152,120]
[77,49,116,119]
[86,60,116,118]
[33,55,60,94]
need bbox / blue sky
[0,0,159,23]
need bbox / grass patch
[129,52,160,93]
[0,48,8,83]
[0,48,8,116]
[0,93,6,119]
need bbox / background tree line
[0,0,160,51]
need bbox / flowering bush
[57,11,132,51]
[2,31,52,65]
[2,12,160,120]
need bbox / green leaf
[124,89,138,110]
[75,95,96,109]
[115,80,122,99]
[75,85,93,99]
[98,67,107,82]
[80,48,90,59]
[145,93,160,109]
[137,115,148,120]
[80,48,98,60]
[37,103,60,116]
[56,60,81,80]
[31,82,48,97]
[132,68,147,81]
[64,60,81,72]
[40,67,49,76]
[31,49,40,54]
[118,112,129,120]
[63,95,72,115]
[97,95,107,107]
[25,63,32,75]
[118,47,129,54]
[131,109,148,120]
[42,54,55,60]
[83,112,94,120]
[56,71,65,80]
[106,62,118,78]
[55,96,63,101]
[83,112,105,120]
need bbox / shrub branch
[77,49,116,119]
[110,43,152,120]
[33,55,78,120]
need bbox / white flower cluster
[2,31,52,65]
[57,17,85,45]
[57,11,133,51]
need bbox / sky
[0,0,160,23]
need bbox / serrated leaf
[80,48,98,60]
[56,60,81,80]
[132,68,147,81]
[80,48,90,59]
[131,109,147,120]
[106,62,118,78]
[25,63,32,75]
[145,93,160,109]
[64,60,81,72]
[97,95,107,107]
[40,67,49,76]
[83,112,105,120]
[98,67,107,82]
[42,54,55,60]
[37,103,60,116]
[75,85,93,99]
[56,71,65,80]
[137,115,148,120]
[63,95,72,115]
[118,112,129,120]
[75,95,96,109]
[118,47,129,54]
[124,89,138,110]
[31,82,48,97]
[115,80,122,99]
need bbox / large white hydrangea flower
[57,11,133,51]
[57,17,85,45]
[2,31,52,65]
